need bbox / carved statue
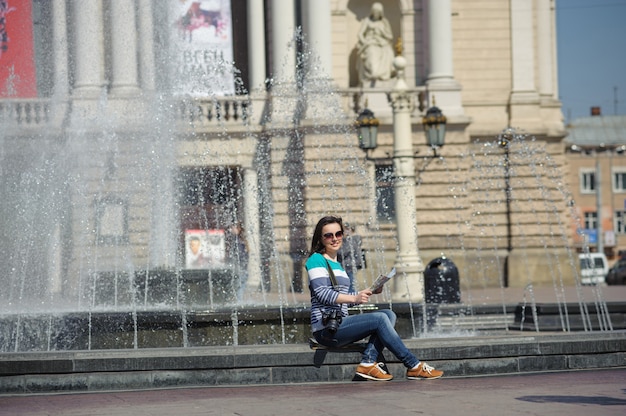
[356,2,394,86]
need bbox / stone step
[1,332,624,394]
[433,313,516,330]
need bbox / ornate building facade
[1,0,572,307]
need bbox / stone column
[269,0,302,292]
[109,0,141,96]
[302,0,336,119]
[137,0,156,92]
[537,0,563,135]
[48,3,69,301]
[509,0,541,128]
[270,0,296,84]
[247,0,266,92]
[510,0,536,94]
[537,0,554,100]
[427,0,453,83]
[426,0,463,116]
[243,168,261,295]
[302,0,332,78]
[72,0,104,98]
[51,0,69,99]
[268,0,298,124]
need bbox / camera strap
[325,259,339,289]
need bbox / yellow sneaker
[355,362,393,381]
[406,362,443,380]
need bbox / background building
[565,108,626,264]
[1,0,578,310]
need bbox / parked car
[578,253,608,285]
[606,259,626,285]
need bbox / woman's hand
[353,289,373,304]
[371,285,383,295]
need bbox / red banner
[0,0,37,97]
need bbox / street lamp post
[387,51,424,302]
[595,155,603,253]
[356,42,446,302]
[498,129,514,287]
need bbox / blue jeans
[313,309,419,369]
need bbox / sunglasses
[322,230,344,240]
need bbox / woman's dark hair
[309,215,344,256]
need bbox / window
[94,196,129,245]
[584,211,597,229]
[616,211,626,234]
[375,164,395,221]
[613,169,626,193]
[178,166,243,231]
[580,169,595,194]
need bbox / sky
[556,0,626,122]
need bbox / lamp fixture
[356,108,379,150]
[422,105,447,155]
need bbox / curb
[1,331,624,394]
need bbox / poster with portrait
[185,229,225,269]
[0,0,37,97]
[170,0,235,96]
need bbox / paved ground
[2,285,624,413]
[1,369,624,416]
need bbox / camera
[321,309,343,334]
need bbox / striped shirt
[305,252,357,333]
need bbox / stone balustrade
[0,99,51,127]
[0,88,427,134]
[172,96,253,127]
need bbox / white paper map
[370,268,396,292]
